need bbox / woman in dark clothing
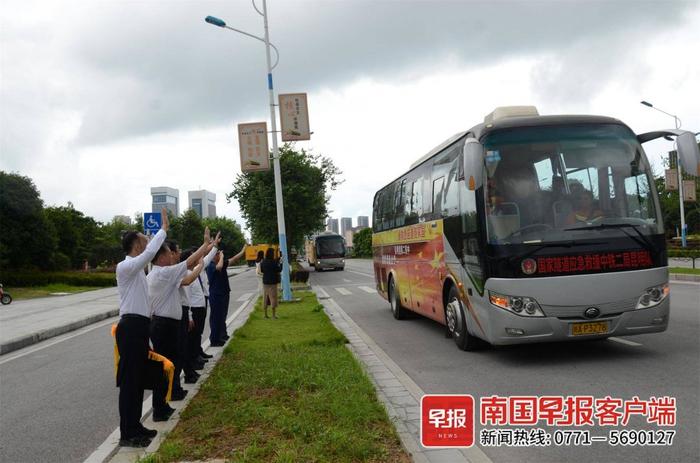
[260,247,283,319]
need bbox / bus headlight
[489,292,545,317]
[636,283,669,309]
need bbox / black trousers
[115,314,150,439]
[189,305,206,361]
[179,306,194,376]
[150,316,182,393]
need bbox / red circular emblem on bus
[521,258,537,275]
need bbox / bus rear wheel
[446,286,479,351]
[389,277,407,320]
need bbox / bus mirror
[676,131,700,176]
[463,138,484,190]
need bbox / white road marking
[0,317,117,365]
[336,287,352,296]
[359,286,376,294]
[237,292,253,302]
[608,337,643,347]
[345,269,374,278]
[316,287,330,298]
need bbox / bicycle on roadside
[0,283,12,305]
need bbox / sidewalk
[0,267,250,356]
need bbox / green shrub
[0,271,116,288]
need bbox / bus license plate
[571,321,609,336]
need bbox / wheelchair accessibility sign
[143,213,162,235]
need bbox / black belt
[152,315,179,324]
[121,313,150,321]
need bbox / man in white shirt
[148,229,214,408]
[182,242,219,382]
[115,207,168,448]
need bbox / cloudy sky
[1,0,699,237]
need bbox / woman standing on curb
[260,247,283,319]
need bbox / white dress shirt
[116,229,167,317]
[148,261,188,320]
[189,247,217,308]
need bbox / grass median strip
[669,267,700,275]
[143,291,410,463]
[8,284,104,300]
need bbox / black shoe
[210,341,225,347]
[137,425,158,438]
[119,435,152,447]
[196,355,209,363]
[193,361,205,370]
[199,352,213,359]
[222,335,230,340]
[153,406,175,422]
[184,374,200,384]
[170,389,188,401]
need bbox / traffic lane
[311,268,699,463]
[0,320,120,463]
[0,270,257,463]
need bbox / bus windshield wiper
[563,222,654,254]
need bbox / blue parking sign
[144,212,162,235]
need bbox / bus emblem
[584,307,601,319]
[521,258,537,275]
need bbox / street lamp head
[205,16,226,28]
[640,100,653,107]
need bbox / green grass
[144,291,409,463]
[8,284,105,300]
[669,267,700,275]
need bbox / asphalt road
[310,259,700,463]
[0,269,258,463]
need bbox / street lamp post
[641,100,687,248]
[206,1,293,300]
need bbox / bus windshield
[316,237,345,257]
[482,124,662,244]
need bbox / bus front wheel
[389,277,407,320]
[446,286,479,351]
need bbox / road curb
[670,273,700,282]
[0,309,119,355]
[314,285,493,463]
[86,295,259,463]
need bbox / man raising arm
[114,207,169,447]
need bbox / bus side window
[433,176,445,215]
[373,192,383,232]
[395,179,407,227]
[442,155,461,216]
[381,184,395,230]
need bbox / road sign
[682,179,696,202]
[279,93,310,141]
[238,122,270,172]
[665,169,678,191]
[144,212,162,235]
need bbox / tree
[202,216,246,258]
[655,175,700,237]
[0,171,58,269]
[352,227,373,258]
[45,203,101,269]
[228,144,342,256]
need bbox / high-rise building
[340,217,353,237]
[113,215,132,225]
[326,218,339,234]
[188,190,217,218]
[151,186,179,216]
[112,215,131,225]
[357,216,369,228]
